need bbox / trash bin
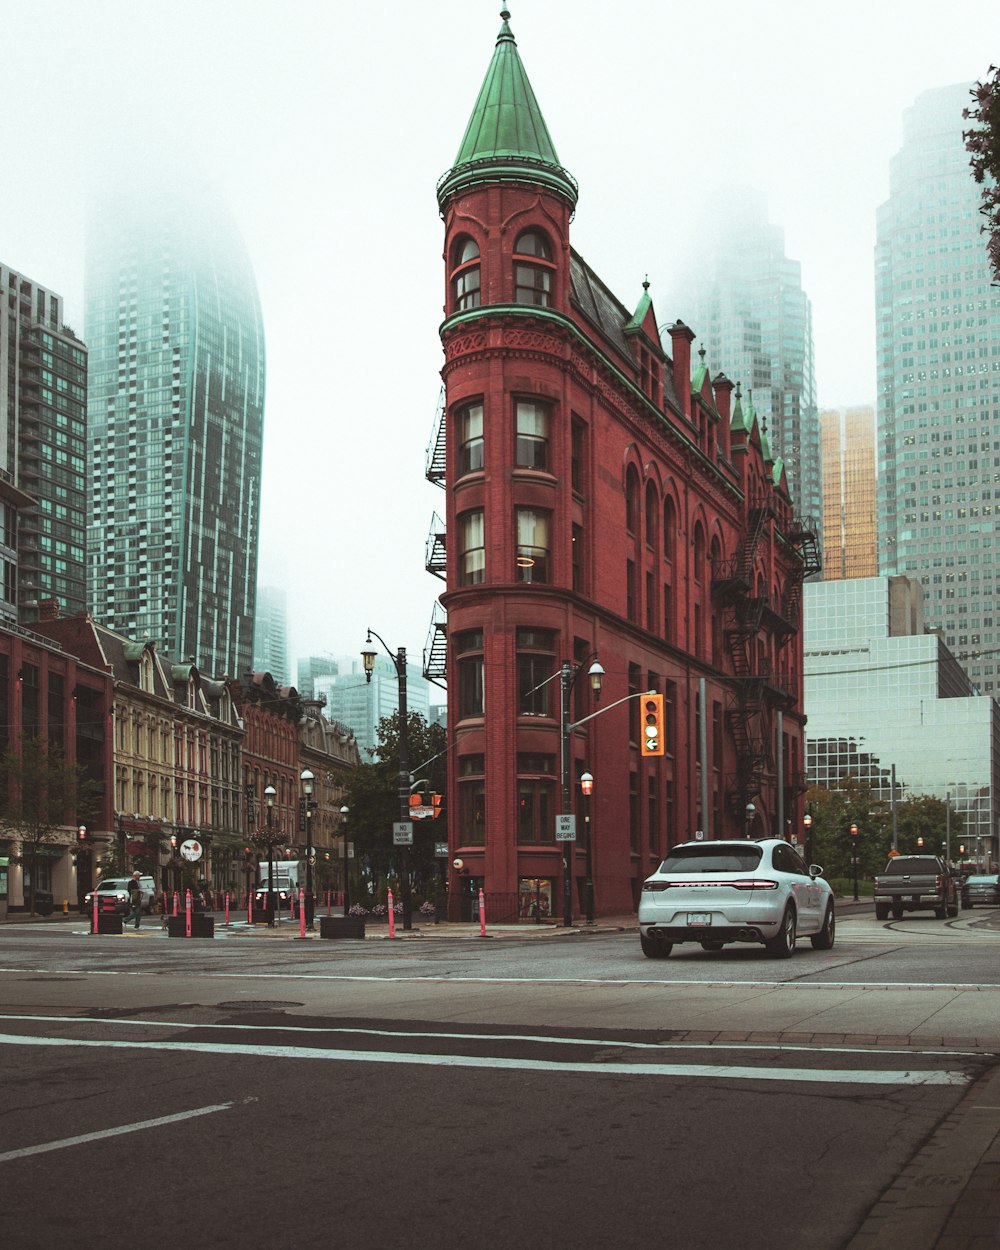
[33,890,54,916]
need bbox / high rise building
[252,584,289,685]
[819,406,878,580]
[804,576,998,869]
[876,83,1000,692]
[1,264,87,623]
[85,181,265,677]
[315,656,431,759]
[296,654,339,699]
[667,193,822,543]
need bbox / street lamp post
[339,805,350,917]
[580,772,595,925]
[559,658,604,928]
[850,822,859,901]
[264,784,277,926]
[744,802,756,839]
[362,629,413,930]
[300,769,315,929]
[803,813,813,862]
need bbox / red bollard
[298,889,306,938]
[479,888,486,937]
[185,888,192,938]
[247,887,253,926]
[224,892,230,927]
[172,890,179,917]
[92,893,98,934]
[388,889,395,939]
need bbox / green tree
[964,66,1000,281]
[0,734,101,915]
[804,777,887,886]
[341,712,448,904]
[893,794,963,858]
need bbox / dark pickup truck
[873,854,959,919]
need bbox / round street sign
[179,838,203,862]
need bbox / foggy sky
[3,0,998,666]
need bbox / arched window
[451,237,481,311]
[663,495,676,562]
[513,230,554,306]
[645,482,659,550]
[693,524,705,583]
[625,467,640,535]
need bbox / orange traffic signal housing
[640,693,664,757]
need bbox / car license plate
[687,912,711,927]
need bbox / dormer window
[452,237,481,311]
[513,230,553,306]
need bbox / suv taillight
[642,881,669,892]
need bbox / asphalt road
[1,911,998,1249]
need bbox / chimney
[39,597,60,622]
[667,320,696,421]
[712,373,734,459]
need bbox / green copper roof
[691,343,709,393]
[731,381,749,433]
[437,8,578,208]
[625,279,653,333]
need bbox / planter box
[250,907,275,925]
[319,917,366,940]
[167,915,215,938]
[91,914,123,935]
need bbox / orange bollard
[479,888,486,937]
[185,888,192,938]
[299,888,306,939]
[388,889,395,939]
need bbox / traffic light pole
[559,687,658,927]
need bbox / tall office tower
[1,265,87,623]
[85,182,265,677]
[252,584,289,684]
[296,654,339,699]
[669,193,822,543]
[316,657,431,759]
[876,83,1000,692]
[819,406,878,580]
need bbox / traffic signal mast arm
[567,688,658,733]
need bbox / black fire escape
[712,502,820,820]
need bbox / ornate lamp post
[744,802,756,839]
[362,629,414,930]
[580,771,595,925]
[803,812,813,861]
[300,769,315,929]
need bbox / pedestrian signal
[640,693,664,757]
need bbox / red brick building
[433,10,819,920]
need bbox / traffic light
[640,693,664,757]
[243,847,253,864]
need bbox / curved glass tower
[85,182,265,677]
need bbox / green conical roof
[437,8,577,208]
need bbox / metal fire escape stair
[423,601,447,687]
[425,386,447,488]
[425,512,446,581]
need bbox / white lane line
[0,1100,243,1163]
[0,1032,968,1086]
[1,965,998,991]
[0,1014,986,1058]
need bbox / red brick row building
[434,10,819,920]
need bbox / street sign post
[393,821,414,846]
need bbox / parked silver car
[638,838,836,959]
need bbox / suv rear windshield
[658,845,763,874]
[882,857,940,875]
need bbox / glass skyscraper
[1,264,87,623]
[668,193,822,540]
[876,83,1000,692]
[85,182,265,677]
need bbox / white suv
[84,876,157,915]
[638,838,835,959]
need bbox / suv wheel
[765,905,796,958]
[640,932,672,959]
[810,902,835,950]
[875,902,889,920]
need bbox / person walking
[127,871,143,930]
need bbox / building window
[459,510,485,585]
[458,402,484,476]
[626,559,636,621]
[455,630,484,720]
[517,628,555,716]
[571,524,584,592]
[625,466,640,535]
[458,754,485,845]
[517,754,555,844]
[513,230,554,306]
[515,400,550,470]
[515,508,550,582]
[452,237,481,311]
